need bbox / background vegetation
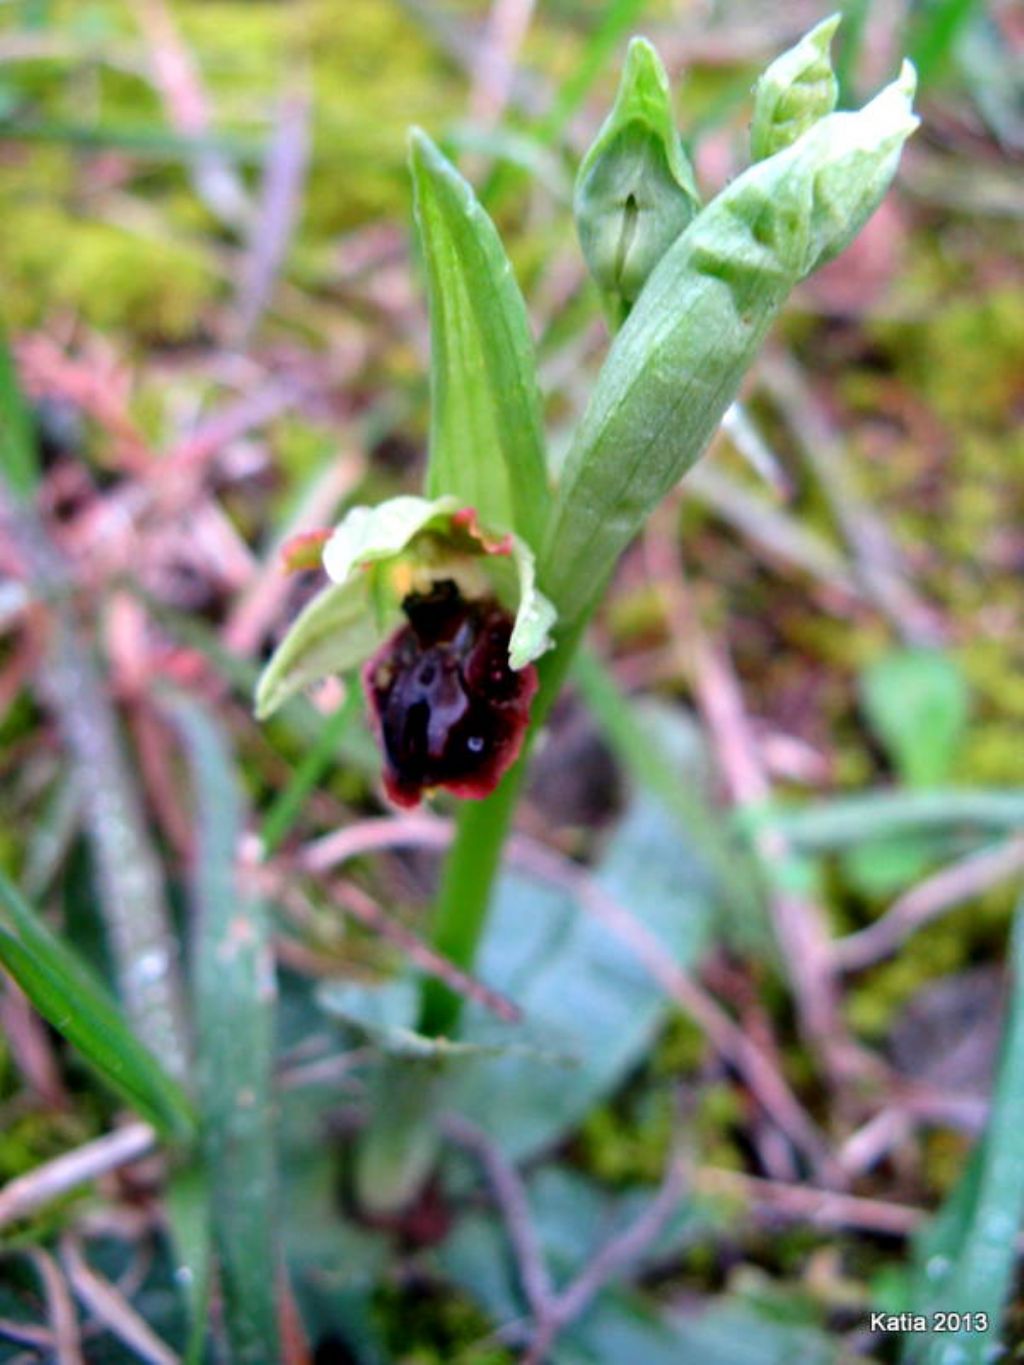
[0,0,1022,1360]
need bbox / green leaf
[901,890,1024,1362]
[574,36,700,309]
[450,708,714,1160]
[572,648,764,935]
[541,62,917,626]
[170,698,280,1365]
[0,327,39,501]
[750,14,840,161]
[410,129,551,548]
[165,1162,214,1365]
[0,870,194,1142]
[840,833,940,897]
[443,1174,832,1365]
[763,789,1024,850]
[860,647,969,787]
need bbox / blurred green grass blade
[835,0,873,104]
[0,117,262,161]
[481,0,651,207]
[165,1163,214,1365]
[0,328,39,501]
[0,870,194,1141]
[902,889,1024,1362]
[908,0,981,87]
[410,129,550,546]
[444,122,571,201]
[537,0,651,143]
[761,789,1024,851]
[259,688,359,857]
[170,697,280,1364]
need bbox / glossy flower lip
[363,580,538,808]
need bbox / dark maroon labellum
[362,580,537,809]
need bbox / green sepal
[320,494,459,583]
[574,37,700,308]
[410,130,550,549]
[751,14,841,161]
[507,534,556,670]
[253,575,381,721]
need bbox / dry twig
[27,1249,84,1365]
[268,851,521,1024]
[60,1234,179,1365]
[761,352,944,647]
[234,86,312,344]
[834,836,1024,971]
[330,879,522,1025]
[696,1166,923,1238]
[135,0,251,230]
[443,1115,686,1365]
[0,979,68,1109]
[644,508,852,1076]
[470,0,538,128]
[524,1155,687,1364]
[0,1124,157,1230]
[443,1115,553,1318]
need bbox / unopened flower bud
[574,37,699,311]
[750,14,840,161]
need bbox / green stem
[418,620,585,1037]
[258,690,359,857]
[418,765,527,1037]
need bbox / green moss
[921,1129,972,1200]
[651,1012,708,1077]
[0,204,219,340]
[373,1283,514,1365]
[177,0,460,239]
[844,913,980,1041]
[270,416,340,487]
[576,1087,674,1185]
[604,583,670,644]
[0,1090,97,1187]
[878,287,1024,429]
